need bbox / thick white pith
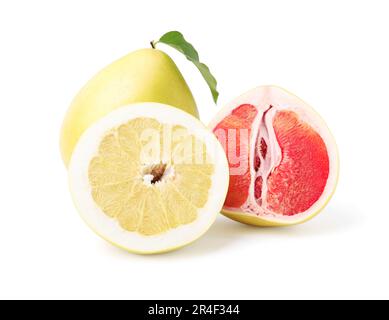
[69,103,229,253]
[241,106,282,214]
[208,86,339,225]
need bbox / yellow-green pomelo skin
[60,48,198,166]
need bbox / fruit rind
[69,103,229,254]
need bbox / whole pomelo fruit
[60,48,198,166]
[209,85,339,226]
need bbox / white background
[0,0,388,300]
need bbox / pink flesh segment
[214,104,330,217]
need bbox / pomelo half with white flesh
[69,103,229,254]
[209,86,339,226]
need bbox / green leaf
[154,31,219,103]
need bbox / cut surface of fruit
[209,86,338,226]
[69,103,229,253]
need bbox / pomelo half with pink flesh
[209,86,339,226]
